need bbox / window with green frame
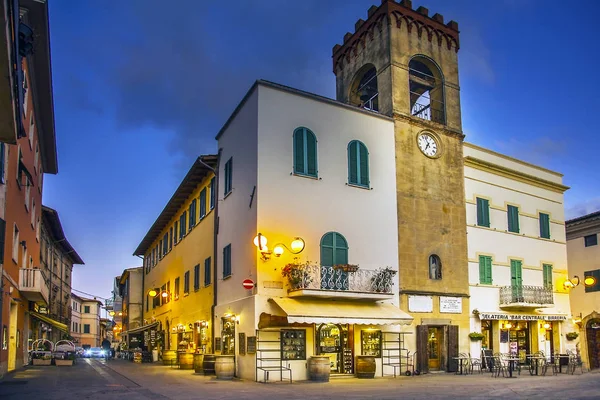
[507,205,519,233]
[200,187,207,218]
[479,255,492,284]
[542,264,552,289]
[476,198,490,227]
[224,157,233,195]
[223,244,232,278]
[539,213,550,239]
[293,127,317,177]
[320,232,349,290]
[348,140,369,187]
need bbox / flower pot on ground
[31,351,52,366]
[469,332,485,341]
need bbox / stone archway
[581,311,600,370]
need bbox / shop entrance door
[427,327,442,370]
[8,302,17,371]
[317,323,353,374]
[586,319,600,369]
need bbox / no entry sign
[242,279,255,290]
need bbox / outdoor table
[505,357,520,378]
[452,356,470,375]
[555,355,570,373]
[527,356,545,376]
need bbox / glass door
[428,327,441,370]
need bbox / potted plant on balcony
[468,332,485,341]
[370,267,396,293]
[333,264,359,273]
[566,332,579,341]
[282,261,314,290]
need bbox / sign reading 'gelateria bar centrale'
[479,313,567,321]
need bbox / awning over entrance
[123,321,159,335]
[30,311,68,333]
[269,297,413,325]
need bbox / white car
[83,347,106,358]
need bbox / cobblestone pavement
[1,358,599,399]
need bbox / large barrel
[193,353,204,374]
[202,354,216,375]
[355,355,376,378]
[162,350,177,366]
[308,356,330,382]
[178,352,194,370]
[215,355,235,380]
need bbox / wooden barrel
[178,352,194,370]
[202,354,216,375]
[308,356,330,382]
[355,355,376,378]
[193,353,204,373]
[215,355,235,380]
[162,350,177,366]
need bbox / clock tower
[333,0,469,372]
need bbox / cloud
[565,198,600,220]
[492,136,569,167]
[459,29,495,85]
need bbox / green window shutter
[510,260,523,286]
[200,188,207,217]
[306,130,317,177]
[204,257,211,286]
[479,256,492,284]
[333,233,348,264]
[476,198,490,227]
[210,177,215,209]
[320,233,334,266]
[293,128,305,174]
[348,141,358,184]
[507,205,519,233]
[539,213,550,239]
[359,142,369,187]
[0,143,4,184]
[543,264,552,288]
[223,245,231,277]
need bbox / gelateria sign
[479,313,567,321]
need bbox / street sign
[242,279,255,290]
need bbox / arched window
[348,140,369,187]
[409,56,445,124]
[429,254,442,280]
[349,64,378,112]
[293,127,318,177]
[320,232,349,290]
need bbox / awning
[30,311,68,333]
[123,321,159,335]
[269,297,413,325]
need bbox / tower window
[409,56,445,124]
[429,255,442,280]
[349,64,378,112]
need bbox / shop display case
[361,330,382,357]
[281,329,306,360]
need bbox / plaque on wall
[408,295,433,313]
[215,337,221,352]
[440,296,462,313]
[247,336,256,354]
[239,333,246,355]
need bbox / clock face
[418,133,438,157]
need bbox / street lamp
[253,233,306,261]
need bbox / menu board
[361,330,382,357]
[281,329,306,360]
[247,336,256,354]
[215,337,221,352]
[239,333,246,355]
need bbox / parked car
[83,347,106,358]
[75,347,85,357]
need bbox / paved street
[1,359,599,400]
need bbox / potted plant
[282,262,314,290]
[55,352,76,366]
[370,267,397,293]
[566,332,579,341]
[333,264,359,273]
[468,332,485,341]
[32,351,53,366]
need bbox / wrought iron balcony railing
[499,285,554,306]
[284,264,395,295]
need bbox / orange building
[0,0,57,375]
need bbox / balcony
[285,264,395,301]
[499,285,554,309]
[19,268,49,304]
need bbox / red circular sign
[242,279,255,290]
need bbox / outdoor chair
[468,353,482,374]
[568,352,585,375]
[491,355,507,378]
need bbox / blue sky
[43,0,600,302]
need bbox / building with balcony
[465,143,573,362]
[0,0,58,375]
[566,211,600,370]
[135,156,217,356]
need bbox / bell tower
[333,0,469,371]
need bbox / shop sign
[239,333,246,355]
[440,297,462,314]
[408,295,433,313]
[247,336,256,354]
[38,306,48,314]
[479,313,567,321]
[150,329,156,347]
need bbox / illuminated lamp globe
[543,323,551,329]
[253,234,267,249]
[290,238,305,253]
[148,288,158,297]
[584,276,597,287]
[273,245,285,257]
[109,311,115,316]
[118,312,123,316]
[260,245,269,254]
[505,323,512,329]
[161,291,169,298]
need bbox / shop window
[539,213,550,239]
[585,269,600,293]
[507,205,519,233]
[585,234,598,247]
[293,127,318,178]
[281,329,306,360]
[476,198,490,227]
[478,255,492,284]
[221,317,235,355]
[361,330,381,357]
[429,255,442,280]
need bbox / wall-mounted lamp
[504,322,512,329]
[540,322,551,330]
[147,288,159,297]
[223,313,240,324]
[564,275,596,290]
[253,233,305,261]
[573,312,583,325]
[108,311,115,317]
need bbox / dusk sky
[43,0,600,305]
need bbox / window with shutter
[320,232,349,290]
[542,264,552,289]
[174,277,180,299]
[476,198,490,227]
[189,199,197,228]
[347,140,370,187]
[539,213,550,239]
[293,127,318,177]
[223,244,232,278]
[194,264,200,291]
[200,188,207,218]
[210,177,216,209]
[507,205,519,233]
[479,255,492,284]
[584,234,598,247]
[184,271,190,294]
[224,158,233,195]
[204,257,211,286]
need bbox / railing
[19,268,50,304]
[499,285,554,306]
[411,100,445,124]
[285,264,395,294]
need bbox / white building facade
[464,143,574,360]
[78,298,102,347]
[214,81,412,381]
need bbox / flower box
[55,359,74,366]
[333,264,359,273]
[32,358,52,366]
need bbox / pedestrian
[101,338,111,360]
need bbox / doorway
[428,327,441,370]
[8,301,18,371]
[317,323,353,374]
[586,319,600,369]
